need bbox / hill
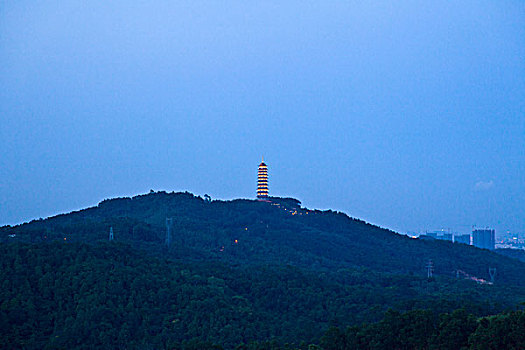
[1,191,525,348]
[0,242,523,349]
[2,191,524,286]
[496,248,525,263]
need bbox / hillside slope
[0,242,522,349]
[2,192,525,348]
[2,191,524,286]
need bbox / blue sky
[1,1,524,235]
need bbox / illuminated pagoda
[257,158,269,199]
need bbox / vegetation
[0,242,524,349]
[1,192,524,348]
[2,192,524,285]
[317,308,525,350]
[496,248,525,263]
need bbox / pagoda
[257,158,269,199]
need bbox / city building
[419,235,436,241]
[472,229,495,250]
[257,158,269,199]
[420,230,452,241]
[454,234,471,245]
[437,233,453,242]
[425,231,438,239]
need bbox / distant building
[472,229,495,250]
[423,231,453,241]
[454,234,471,245]
[425,231,438,239]
[419,234,436,241]
[257,158,269,199]
[437,233,453,242]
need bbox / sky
[1,1,524,236]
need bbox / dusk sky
[1,1,524,235]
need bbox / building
[454,234,471,245]
[425,231,438,239]
[421,231,452,241]
[437,233,453,242]
[257,158,269,199]
[419,234,435,241]
[472,229,495,250]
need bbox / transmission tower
[489,267,496,283]
[109,227,114,241]
[165,218,173,246]
[426,259,434,279]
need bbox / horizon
[1,2,524,236]
[0,188,516,239]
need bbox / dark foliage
[1,192,525,348]
[317,308,525,350]
[0,242,524,349]
[2,191,524,286]
[496,248,525,263]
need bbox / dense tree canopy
[2,192,524,285]
[318,308,525,350]
[1,192,524,348]
[0,242,524,349]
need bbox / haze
[1,1,524,235]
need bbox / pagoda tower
[257,158,269,199]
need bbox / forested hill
[1,242,522,349]
[2,191,525,287]
[2,191,525,348]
